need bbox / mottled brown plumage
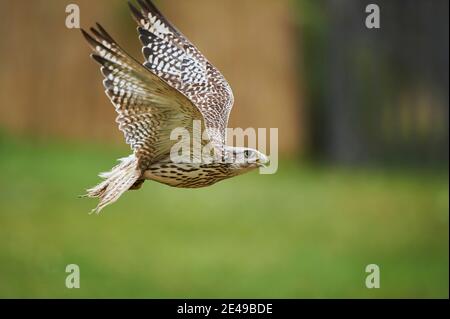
[82,0,268,213]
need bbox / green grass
[0,135,448,298]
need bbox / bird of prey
[82,0,269,213]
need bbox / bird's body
[144,161,235,188]
[82,0,268,213]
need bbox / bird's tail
[83,154,141,214]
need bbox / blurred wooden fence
[0,0,303,155]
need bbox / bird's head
[223,146,269,174]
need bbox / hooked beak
[256,154,270,168]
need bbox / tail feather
[84,155,141,214]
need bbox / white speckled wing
[82,24,204,169]
[130,0,235,151]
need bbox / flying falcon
[82,0,269,213]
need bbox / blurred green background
[0,0,448,298]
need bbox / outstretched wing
[129,0,234,150]
[82,24,205,169]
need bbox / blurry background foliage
[0,0,448,298]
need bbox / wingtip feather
[129,1,145,22]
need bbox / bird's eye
[243,150,251,159]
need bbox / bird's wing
[82,24,205,169]
[130,0,235,152]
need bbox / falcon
[82,0,269,213]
